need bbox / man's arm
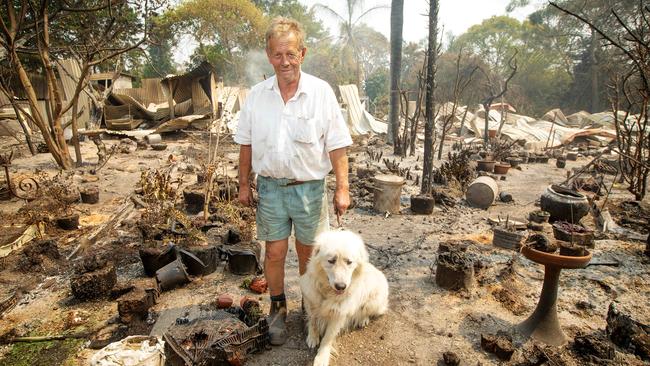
[329,147,350,216]
[238,144,253,206]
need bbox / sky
[298,0,545,43]
[173,0,545,65]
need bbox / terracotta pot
[477,160,496,172]
[494,162,511,175]
[488,129,497,138]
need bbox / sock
[270,293,286,302]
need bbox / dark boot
[268,300,287,345]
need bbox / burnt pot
[540,184,589,224]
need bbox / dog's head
[311,230,369,295]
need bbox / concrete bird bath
[517,245,592,346]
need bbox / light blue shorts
[255,176,329,245]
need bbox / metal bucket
[373,174,404,214]
[466,176,498,209]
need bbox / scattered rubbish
[558,241,586,257]
[525,233,555,253]
[139,245,178,277]
[118,286,159,323]
[80,186,100,204]
[71,255,117,300]
[442,351,460,366]
[0,223,44,259]
[480,332,515,361]
[163,308,269,365]
[216,294,234,309]
[606,301,650,360]
[476,160,495,173]
[373,174,404,214]
[90,335,165,366]
[155,258,190,291]
[0,289,18,317]
[494,162,511,175]
[540,184,590,223]
[493,227,525,250]
[242,276,268,294]
[410,194,435,215]
[434,242,474,290]
[552,221,594,248]
[572,332,615,362]
[466,176,498,209]
[150,143,167,151]
[145,134,162,145]
[219,242,261,275]
[528,210,550,224]
[56,213,80,230]
[499,191,513,203]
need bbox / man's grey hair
[265,16,305,51]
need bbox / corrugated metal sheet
[160,61,215,103]
[57,59,90,128]
[338,84,387,135]
[142,78,166,104]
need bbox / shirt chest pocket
[289,116,321,144]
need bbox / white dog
[300,230,389,366]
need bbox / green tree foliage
[508,0,640,113]
[162,0,267,82]
[252,0,327,44]
[450,15,572,116]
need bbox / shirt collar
[267,71,310,98]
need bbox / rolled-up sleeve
[234,95,252,145]
[324,87,352,152]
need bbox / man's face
[266,32,306,85]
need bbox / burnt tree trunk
[388,0,404,151]
[421,0,439,195]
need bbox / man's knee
[265,241,288,264]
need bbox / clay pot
[494,162,511,175]
[410,194,435,214]
[556,157,567,169]
[558,241,586,257]
[488,129,498,138]
[57,214,79,230]
[493,227,525,250]
[506,157,522,168]
[529,210,550,224]
[80,186,100,204]
[216,294,234,309]
[552,222,594,248]
[150,143,167,151]
[477,160,496,172]
[540,185,590,223]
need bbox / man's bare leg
[295,239,314,276]
[265,238,289,345]
[265,239,289,295]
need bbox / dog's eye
[345,259,352,265]
[327,258,336,264]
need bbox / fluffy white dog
[300,230,389,366]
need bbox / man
[234,17,352,346]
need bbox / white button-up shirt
[234,72,352,181]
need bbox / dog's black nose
[334,283,347,291]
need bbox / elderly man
[234,17,352,346]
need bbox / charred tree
[388,0,404,152]
[421,0,439,195]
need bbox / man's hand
[239,183,254,207]
[333,186,350,217]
